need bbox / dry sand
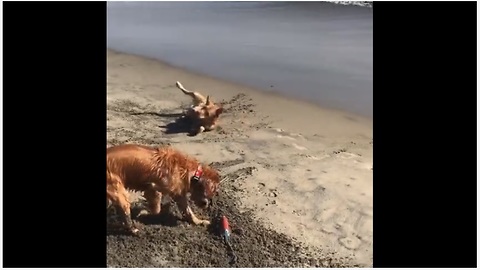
[107,49,373,267]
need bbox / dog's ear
[206,95,211,106]
[215,107,224,116]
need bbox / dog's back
[107,144,198,191]
[107,144,160,191]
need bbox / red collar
[191,165,203,184]
[194,165,203,178]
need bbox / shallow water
[107,2,372,117]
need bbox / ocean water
[107,1,373,117]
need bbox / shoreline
[107,48,373,122]
[107,49,373,267]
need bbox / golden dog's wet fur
[176,81,224,134]
[107,144,221,234]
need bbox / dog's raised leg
[176,81,207,106]
[175,195,210,226]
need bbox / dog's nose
[200,198,209,208]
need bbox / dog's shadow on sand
[130,111,197,136]
[130,112,197,136]
[131,204,180,227]
[107,203,186,236]
[135,212,180,227]
[160,117,198,137]
[130,111,184,118]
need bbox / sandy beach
[106,49,373,267]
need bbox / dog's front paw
[190,218,211,226]
[198,219,211,226]
[127,227,140,236]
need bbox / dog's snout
[200,198,209,208]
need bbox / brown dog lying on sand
[107,144,221,235]
[176,81,224,134]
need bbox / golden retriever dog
[176,81,224,134]
[107,144,221,235]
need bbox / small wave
[327,1,373,8]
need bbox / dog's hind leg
[174,195,211,226]
[143,188,162,215]
[107,176,139,235]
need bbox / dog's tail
[176,81,207,104]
